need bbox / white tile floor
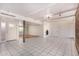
[0,37,78,56]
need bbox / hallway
[0,37,78,56]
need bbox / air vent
[0,12,16,17]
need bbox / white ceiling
[0,3,78,21]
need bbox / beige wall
[7,22,19,40]
[50,17,75,38]
[29,24,43,37]
[0,17,19,41]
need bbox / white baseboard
[0,39,16,44]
